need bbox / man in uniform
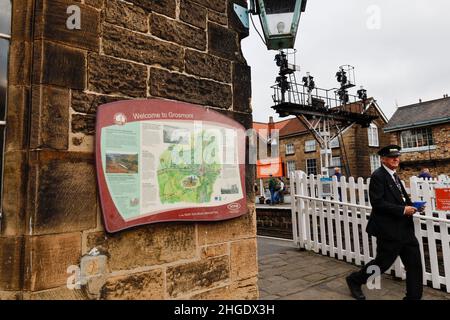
[346,145,423,300]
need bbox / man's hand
[404,206,417,216]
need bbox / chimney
[268,116,275,133]
[419,99,422,103]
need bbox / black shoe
[346,275,366,300]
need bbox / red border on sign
[96,99,248,232]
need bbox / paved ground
[257,236,450,300]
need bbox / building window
[285,143,294,155]
[331,156,341,167]
[400,127,434,150]
[306,159,317,175]
[368,123,379,147]
[328,157,342,176]
[330,137,340,148]
[370,154,381,173]
[305,140,316,152]
[286,160,296,178]
[0,0,11,214]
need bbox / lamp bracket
[233,3,249,29]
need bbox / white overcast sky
[242,0,450,123]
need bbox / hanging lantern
[256,0,307,50]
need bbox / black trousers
[351,236,423,300]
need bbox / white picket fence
[290,172,450,293]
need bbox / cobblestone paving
[257,237,450,300]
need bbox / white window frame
[305,140,316,152]
[370,154,381,173]
[368,123,379,147]
[285,143,294,155]
[331,156,341,167]
[330,137,340,148]
[400,127,434,151]
[306,159,317,175]
[286,160,296,178]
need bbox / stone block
[0,291,22,300]
[208,10,227,26]
[201,243,228,259]
[192,0,226,13]
[36,0,100,51]
[71,91,122,114]
[5,86,29,151]
[105,0,149,33]
[102,24,183,71]
[245,163,256,200]
[88,53,147,97]
[166,256,229,298]
[150,14,206,51]
[11,0,33,41]
[230,238,258,280]
[33,41,86,90]
[128,0,176,18]
[185,49,231,83]
[74,0,104,9]
[85,0,104,9]
[208,22,242,62]
[26,286,88,300]
[28,152,97,235]
[24,233,81,291]
[190,277,258,299]
[101,269,164,300]
[197,209,256,245]
[150,68,232,109]
[1,151,27,237]
[180,0,207,29]
[0,237,23,291]
[30,85,70,150]
[71,114,96,135]
[86,223,196,271]
[9,41,31,86]
[232,62,252,112]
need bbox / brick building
[384,96,450,181]
[0,0,257,299]
[254,99,389,181]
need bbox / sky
[242,0,450,123]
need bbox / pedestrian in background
[333,167,343,201]
[268,175,277,205]
[418,168,432,179]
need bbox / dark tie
[393,173,406,200]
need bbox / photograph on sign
[319,177,333,198]
[96,99,247,232]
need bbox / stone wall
[256,208,293,240]
[1,0,257,300]
[388,123,450,181]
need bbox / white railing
[290,172,450,293]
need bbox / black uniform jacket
[366,166,414,241]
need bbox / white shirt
[382,164,397,185]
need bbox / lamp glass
[258,0,304,50]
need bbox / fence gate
[290,172,450,293]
